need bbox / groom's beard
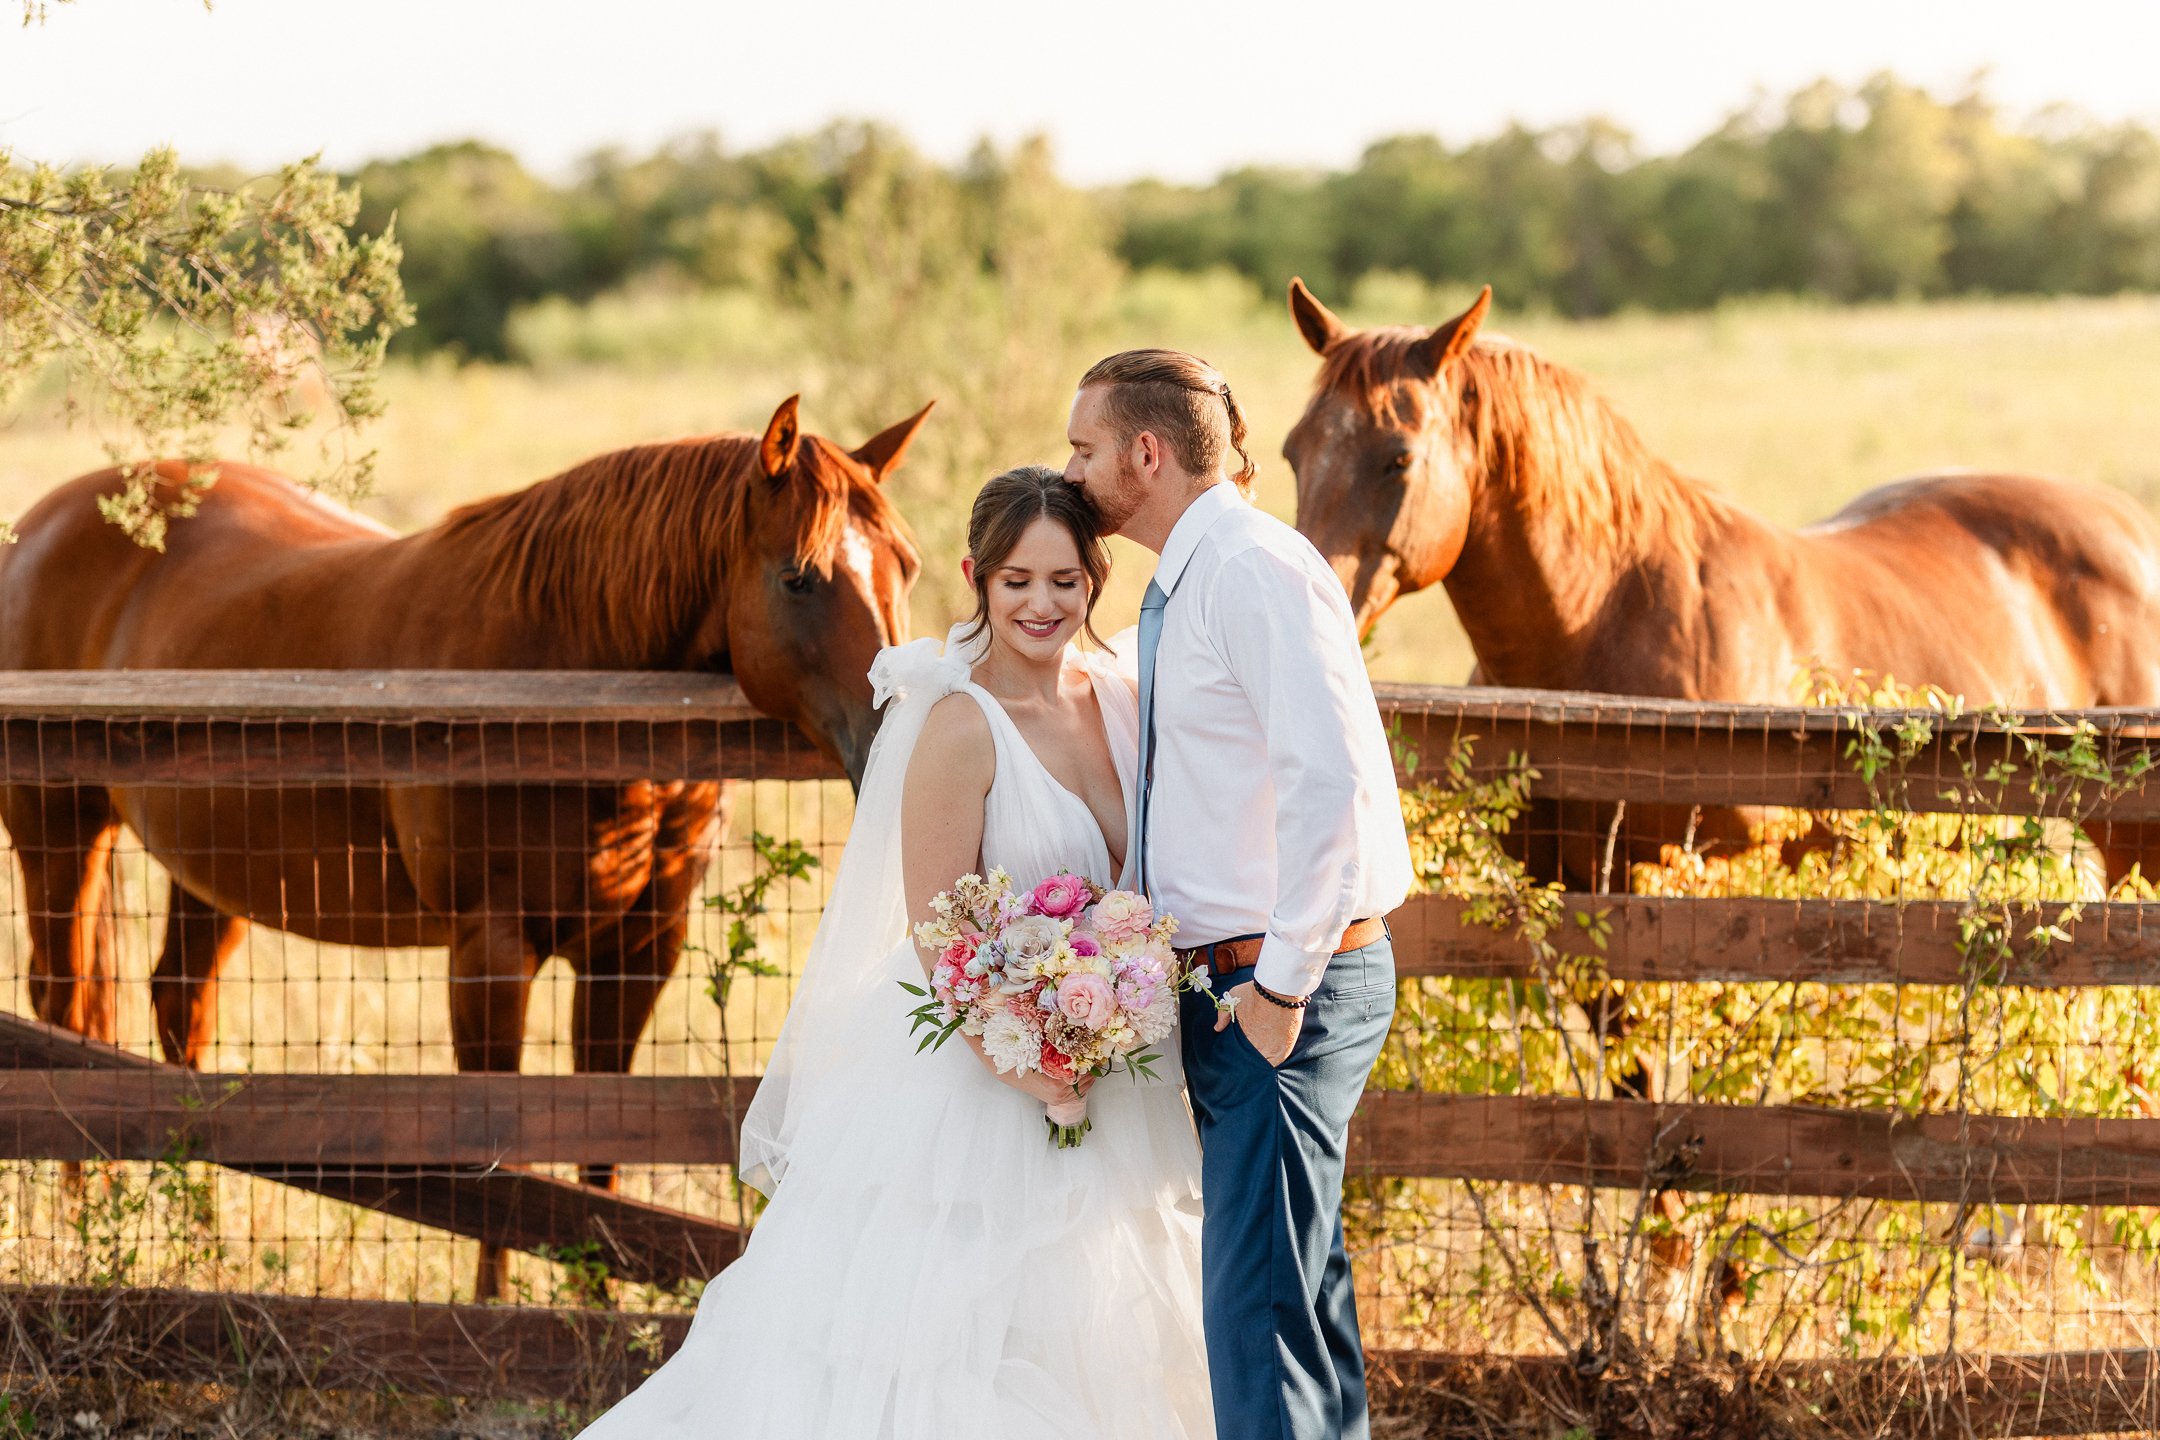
[1093,454,1149,534]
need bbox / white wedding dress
[580,629,1213,1439]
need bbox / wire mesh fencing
[0,672,845,1338]
[5,670,2160,1434]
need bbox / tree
[797,130,1121,618]
[4,6,411,545]
[347,141,550,358]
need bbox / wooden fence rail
[1392,893,2160,986]
[10,671,2160,818]
[0,1009,740,1289]
[14,1065,2160,1208]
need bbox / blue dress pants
[1179,938,1396,1440]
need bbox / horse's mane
[1317,328,1726,559]
[437,433,876,659]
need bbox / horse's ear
[1408,285,1492,377]
[759,395,802,479]
[1288,276,1346,355]
[851,400,935,484]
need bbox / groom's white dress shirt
[1141,481,1414,998]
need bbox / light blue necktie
[1134,579,1168,899]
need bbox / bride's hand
[960,1033,1095,1107]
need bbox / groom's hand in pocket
[1217,983,1301,1067]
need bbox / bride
[579,465,1214,1437]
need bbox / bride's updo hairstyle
[960,464,1113,651]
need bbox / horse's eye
[1385,452,1414,473]
[781,567,814,595]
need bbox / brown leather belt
[1175,916,1388,979]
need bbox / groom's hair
[1078,349,1257,491]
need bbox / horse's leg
[553,917,680,1309]
[569,910,689,1188]
[446,912,540,1304]
[558,785,720,1310]
[2093,821,2160,894]
[568,782,723,1196]
[150,880,248,1068]
[3,786,122,1043]
[3,786,122,1211]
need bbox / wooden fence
[6,670,2160,1433]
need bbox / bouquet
[903,868,1200,1146]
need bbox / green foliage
[323,73,2160,372]
[0,147,410,546]
[898,978,963,1054]
[695,830,819,1010]
[527,1238,614,1309]
[346,141,551,360]
[1379,672,2160,1360]
[63,1133,225,1289]
[1189,73,2160,315]
[692,828,819,1227]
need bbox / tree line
[326,73,2160,360]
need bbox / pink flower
[1087,890,1154,944]
[1028,873,1093,920]
[1115,973,1160,1012]
[1068,933,1102,959]
[1055,973,1118,1030]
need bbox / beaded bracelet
[1251,979,1309,1010]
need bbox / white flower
[1132,987,1177,1045]
[980,1008,1040,1074]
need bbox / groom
[1064,351,1412,1440]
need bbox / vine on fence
[689,829,819,1232]
[1372,673,2160,1373]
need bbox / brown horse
[0,395,927,1295]
[1283,279,2160,885]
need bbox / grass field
[5,288,2159,686]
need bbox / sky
[4,0,2159,184]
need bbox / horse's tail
[77,854,121,1045]
[5,784,125,1044]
